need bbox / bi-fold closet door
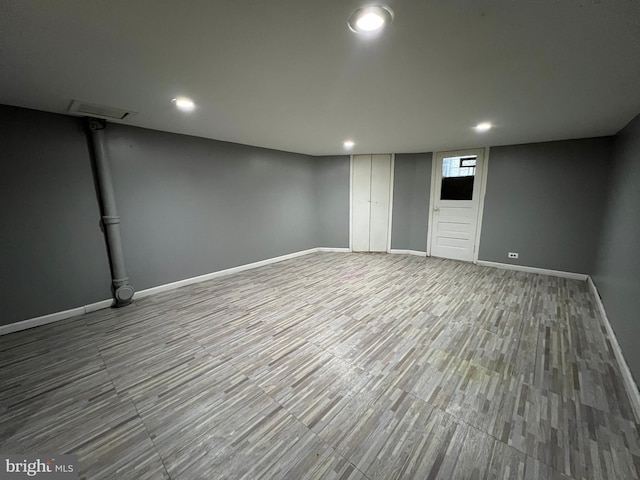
[351,154,392,252]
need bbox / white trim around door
[349,154,354,252]
[386,154,395,253]
[426,152,438,256]
[473,147,490,263]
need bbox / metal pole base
[113,284,135,307]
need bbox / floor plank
[1,252,639,479]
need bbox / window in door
[441,155,477,200]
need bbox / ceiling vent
[68,100,137,120]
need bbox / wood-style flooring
[1,253,639,479]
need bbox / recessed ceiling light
[344,140,355,150]
[348,5,393,34]
[474,122,492,132]
[172,97,195,111]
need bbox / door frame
[349,154,354,252]
[349,153,395,253]
[426,147,490,263]
[386,154,395,253]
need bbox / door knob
[434,206,439,212]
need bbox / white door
[352,155,372,252]
[351,154,392,252]
[369,154,391,252]
[429,149,485,262]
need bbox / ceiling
[1,1,640,156]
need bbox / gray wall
[105,124,318,291]
[3,101,633,345]
[391,153,432,252]
[0,105,320,325]
[315,155,350,248]
[593,113,640,383]
[479,138,612,273]
[0,106,112,325]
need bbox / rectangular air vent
[68,100,137,120]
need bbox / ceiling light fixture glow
[348,5,393,34]
[172,97,195,111]
[356,12,385,31]
[343,140,355,150]
[474,122,492,132]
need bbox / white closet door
[352,155,372,252]
[351,154,392,253]
[369,154,391,252]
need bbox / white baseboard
[1,247,354,336]
[476,260,588,281]
[134,247,351,299]
[389,249,427,257]
[0,298,113,336]
[85,299,113,313]
[135,248,321,299]
[588,277,640,423]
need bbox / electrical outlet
[508,252,519,259]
